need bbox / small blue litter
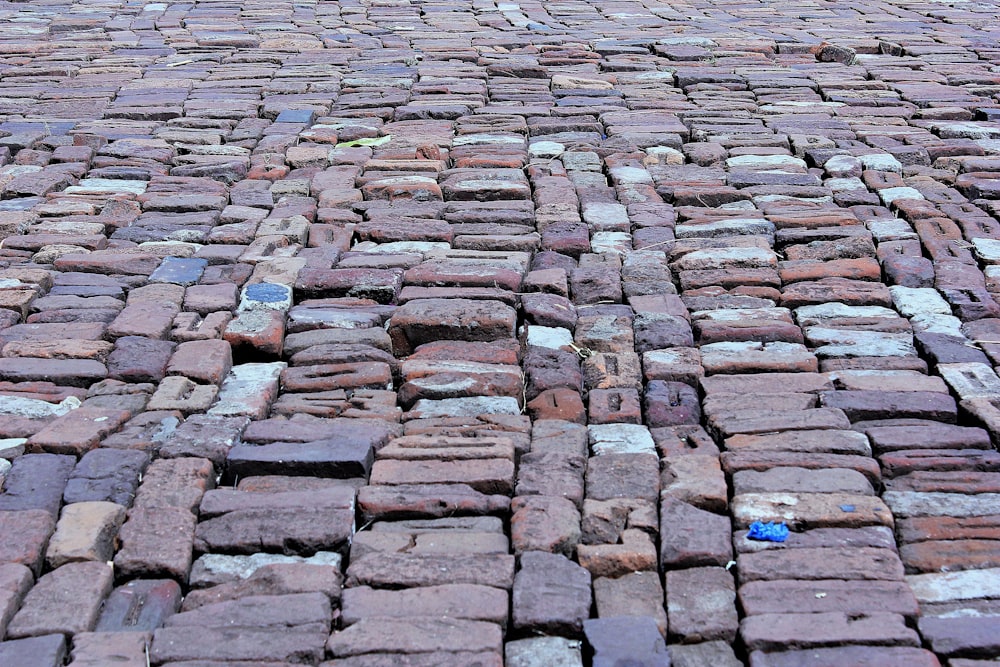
[840,504,856,513]
[747,521,789,543]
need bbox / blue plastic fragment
[747,521,789,543]
[840,504,856,513]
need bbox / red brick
[166,339,233,384]
[25,407,130,455]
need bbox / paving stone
[146,376,219,414]
[737,547,905,585]
[906,567,1000,607]
[346,552,515,590]
[510,495,581,557]
[748,646,941,667]
[0,358,107,387]
[25,407,131,456]
[94,579,182,632]
[732,468,872,496]
[341,584,507,628]
[732,492,893,530]
[643,348,704,386]
[709,408,853,440]
[588,423,656,455]
[0,510,54,576]
[369,456,514,495]
[151,626,328,665]
[584,616,670,667]
[582,351,642,392]
[113,507,197,582]
[2,1,999,663]
[901,537,1000,574]
[701,341,818,374]
[105,336,176,384]
[66,631,151,667]
[165,339,232,385]
[0,453,75,515]
[388,299,517,355]
[350,516,507,560]
[918,616,1000,659]
[511,550,591,636]
[701,372,833,395]
[0,562,31,640]
[6,561,112,638]
[158,414,248,465]
[186,548,342,590]
[593,571,667,635]
[659,496,732,568]
[741,611,919,652]
[819,389,957,423]
[133,457,214,514]
[725,429,871,456]
[164,591,332,633]
[62,448,148,507]
[666,566,738,643]
[862,421,989,454]
[326,618,502,660]
[194,487,355,556]
[517,448,586,508]
[0,634,67,667]
[586,453,659,502]
[581,498,658,546]
[207,362,285,419]
[357,483,510,522]
[577,528,657,578]
[670,641,742,667]
[884,491,1000,518]
[505,636,583,667]
[45,501,124,568]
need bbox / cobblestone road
[0,0,999,665]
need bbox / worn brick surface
[0,0,997,663]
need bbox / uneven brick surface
[0,0,998,664]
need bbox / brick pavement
[0,0,999,664]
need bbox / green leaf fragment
[335,135,392,148]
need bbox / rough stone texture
[512,551,592,637]
[666,567,739,643]
[0,510,55,576]
[741,612,920,652]
[670,641,743,667]
[748,646,942,667]
[151,626,329,664]
[113,507,197,582]
[659,496,732,568]
[66,631,152,667]
[0,634,67,667]
[95,579,182,632]
[505,636,583,667]
[0,454,76,515]
[62,448,149,506]
[184,560,343,608]
[584,616,671,667]
[326,618,503,659]
[45,501,125,568]
[0,2,998,664]
[194,488,355,556]
[0,563,32,641]
[593,571,667,636]
[6,561,113,638]
[510,495,581,556]
[919,616,1000,658]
